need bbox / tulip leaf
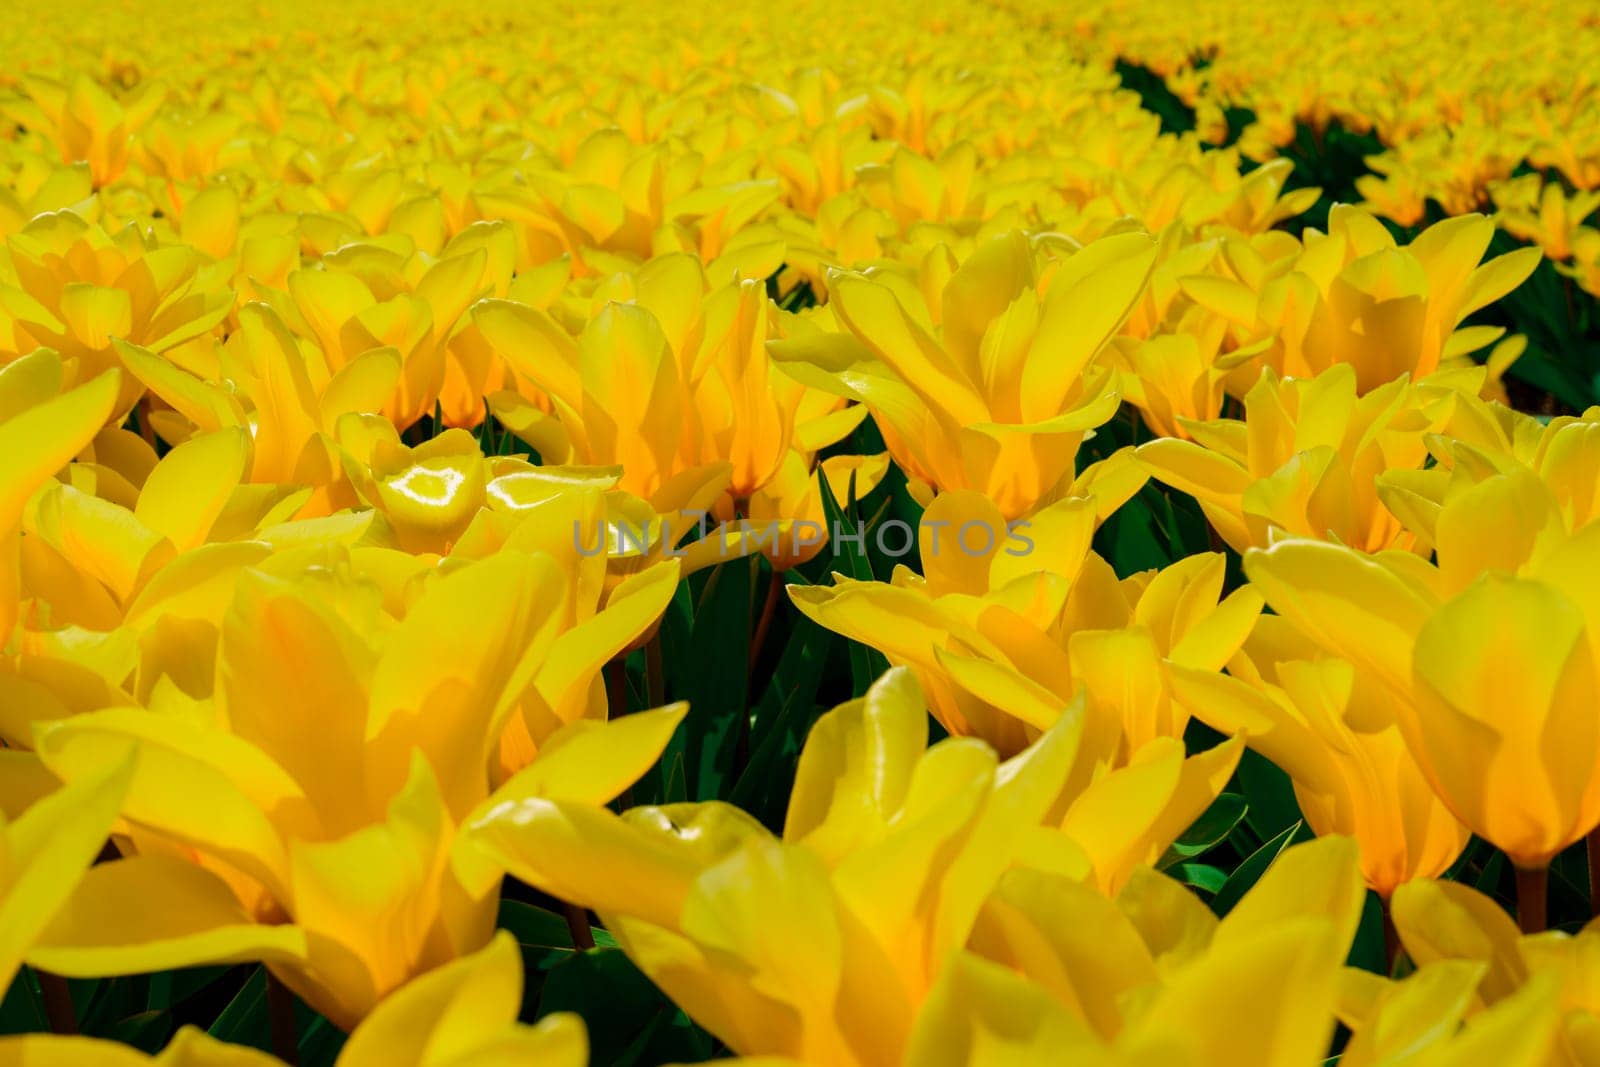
[1474,849,1507,897]
[1160,792,1247,866]
[296,1012,347,1066]
[102,1009,172,1054]
[728,612,835,832]
[817,464,889,697]
[1210,820,1313,917]
[0,967,46,1033]
[613,1005,718,1066]
[679,558,753,800]
[145,965,231,1012]
[539,947,708,1066]
[1237,748,1304,842]
[1169,863,1228,895]
[206,967,267,1046]
[202,966,342,1065]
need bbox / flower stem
[1587,826,1600,918]
[564,901,595,951]
[1380,895,1400,974]
[265,968,299,1065]
[748,568,783,677]
[606,656,629,718]
[1515,864,1549,934]
[646,631,666,709]
[36,971,76,1035]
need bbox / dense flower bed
[1,1,1598,1064]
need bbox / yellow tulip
[0,212,231,413]
[283,242,498,429]
[0,354,121,642]
[28,550,686,1029]
[476,256,857,513]
[1139,363,1463,554]
[790,486,1259,760]
[1171,616,1469,897]
[1376,403,1600,576]
[1245,522,1600,871]
[467,668,1083,1065]
[930,836,1366,1065]
[1490,175,1600,262]
[1178,207,1540,393]
[716,840,1361,1067]
[770,229,1155,519]
[1337,876,1600,1065]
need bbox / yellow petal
[0,754,133,991]
[133,428,247,551]
[28,855,307,977]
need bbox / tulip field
[4,0,1600,1063]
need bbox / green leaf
[538,948,688,1066]
[728,612,834,832]
[146,966,230,1012]
[104,1009,172,1054]
[613,1007,717,1067]
[1169,863,1228,895]
[818,466,888,697]
[1238,748,1303,841]
[1211,820,1312,917]
[0,968,46,1034]
[679,559,753,800]
[207,967,268,1049]
[296,1009,347,1067]
[1160,793,1247,867]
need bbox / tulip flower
[1336,876,1600,1065]
[466,668,1083,1065]
[1138,363,1463,554]
[769,228,1156,519]
[1244,520,1600,873]
[283,243,499,429]
[964,836,1366,1064]
[1338,962,1561,1067]
[1177,207,1541,393]
[1376,404,1600,577]
[1489,174,1600,262]
[22,75,168,189]
[0,212,232,413]
[27,550,687,1029]
[0,354,121,643]
[790,487,1260,759]
[0,932,587,1066]
[115,302,406,489]
[475,256,860,515]
[1171,616,1469,897]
